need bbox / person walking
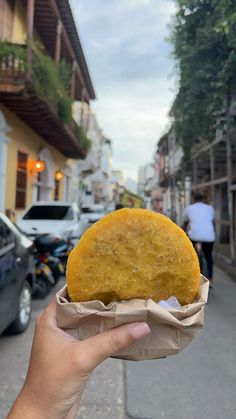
[183,193,215,287]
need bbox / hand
[7,298,150,419]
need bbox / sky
[71,0,176,183]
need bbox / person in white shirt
[183,193,215,286]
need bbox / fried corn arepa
[66,208,200,305]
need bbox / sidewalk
[125,266,236,419]
[78,358,126,419]
[77,266,236,419]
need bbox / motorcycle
[34,234,68,282]
[33,234,70,299]
[34,256,55,299]
[50,238,73,271]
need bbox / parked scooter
[34,234,67,282]
[49,237,73,271]
[32,234,73,299]
[34,255,55,299]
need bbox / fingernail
[130,322,150,341]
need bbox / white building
[110,170,125,207]
[137,163,157,209]
[73,105,112,209]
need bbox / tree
[170,0,236,162]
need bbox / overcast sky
[71,0,176,182]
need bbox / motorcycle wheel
[52,263,64,285]
[34,275,52,299]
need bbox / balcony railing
[0,53,25,78]
[0,43,26,87]
[0,41,90,158]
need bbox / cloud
[71,0,175,179]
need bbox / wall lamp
[30,160,45,174]
[55,169,63,181]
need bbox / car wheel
[7,281,32,334]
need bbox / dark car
[0,212,35,335]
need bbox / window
[23,205,73,220]
[16,151,28,209]
[0,219,14,250]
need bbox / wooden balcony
[26,0,95,102]
[0,45,87,159]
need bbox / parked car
[81,204,106,227]
[0,212,35,335]
[16,201,87,244]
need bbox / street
[0,267,236,419]
[1,1,236,418]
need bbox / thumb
[79,322,150,371]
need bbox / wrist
[7,385,56,419]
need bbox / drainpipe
[26,0,35,80]
[0,115,11,212]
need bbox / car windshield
[92,208,104,214]
[82,207,104,214]
[23,206,73,220]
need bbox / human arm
[6,298,150,419]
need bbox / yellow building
[0,0,95,217]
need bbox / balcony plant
[32,44,73,124]
[0,40,91,155]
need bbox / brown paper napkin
[56,275,209,361]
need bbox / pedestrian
[6,298,150,419]
[183,192,215,287]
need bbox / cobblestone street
[1,267,236,419]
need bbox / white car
[81,204,106,227]
[17,201,87,243]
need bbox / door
[15,150,28,210]
[0,218,17,333]
[0,0,15,40]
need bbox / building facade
[137,163,161,210]
[190,133,236,269]
[111,169,125,207]
[154,127,236,272]
[73,109,104,207]
[0,0,95,217]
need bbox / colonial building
[156,131,188,224]
[73,109,108,208]
[154,127,236,273]
[111,169,124,207]
[137,163,160,210]
[0,0,95,217]
[190,132,236,270]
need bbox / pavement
[0,267,236,419]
